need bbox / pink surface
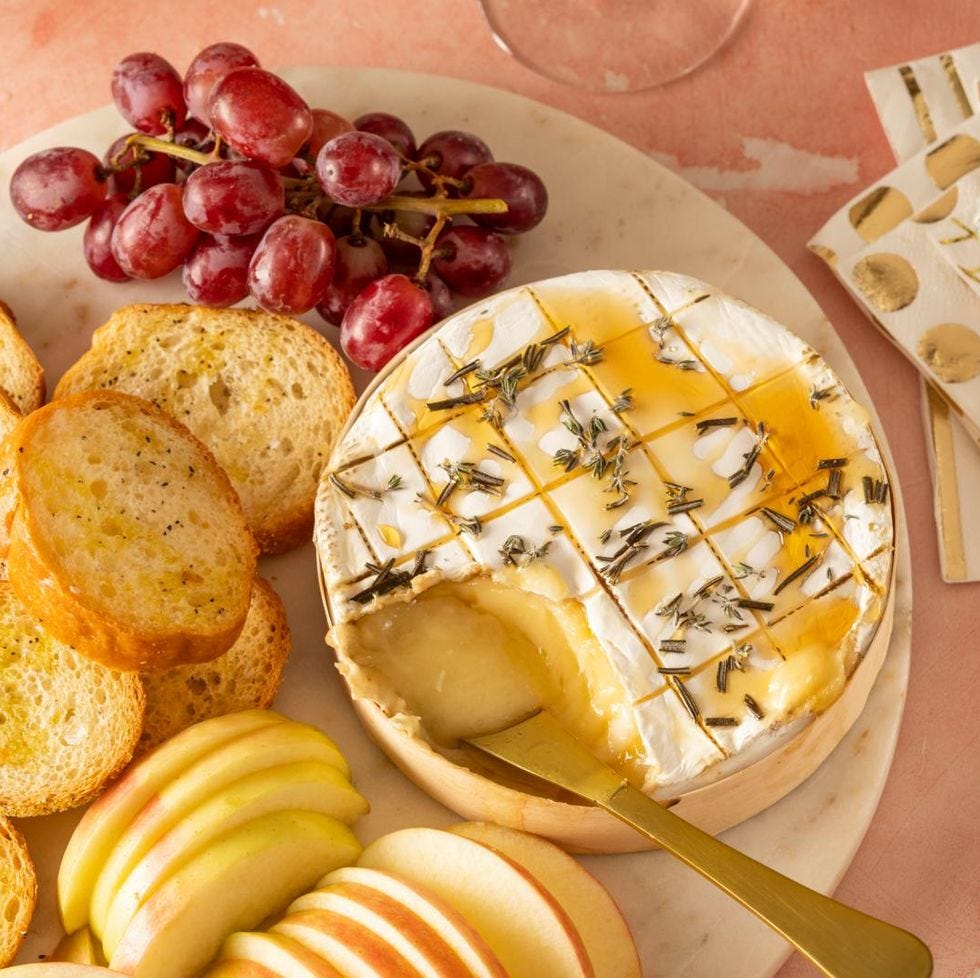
[1,1,977,974]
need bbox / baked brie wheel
[315,270,896,853]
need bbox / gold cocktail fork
[466,711,932,978]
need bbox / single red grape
[433,226,511,298]
[354,112,416,159]
[111,183,199,279]
[183,161,284,236]
[183,233,259,306]
[423,272,455,321]
[247,214,335,314]
[464,162,548,234]
[341,273,434,371]
[104,134,176,196]
[416,130,493,192]
[316,131,402,207]
[307,109,355,158]
[10,147,107,231]
[184,42,259,126]
[208,67,312,168]
[84,194,131,282]
[111,52,186,135]
[315,234,388,326]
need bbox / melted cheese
[316,270,894,790]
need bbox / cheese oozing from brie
[315,270,894,792]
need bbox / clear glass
[479,0,753,93]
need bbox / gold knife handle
[606,783,932,978]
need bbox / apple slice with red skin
[357,827,594,978]
[315,868,506,978]
[448,822,640,978]
[274,910,423,978]
[217,931,344,978]
[286,885,476,978]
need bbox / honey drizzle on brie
[326,274,892,780]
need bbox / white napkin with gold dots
[809,42,980,582]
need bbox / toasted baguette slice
[0,814,37,965]
[0,582,144,816]
[54,304,356,554]
[3,390,258,671]
[0,301,44,415]
[138,577,291,752]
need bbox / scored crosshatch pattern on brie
[316,271,895,783]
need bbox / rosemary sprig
[705,716,739,727]
[809,385,835,408]
[486,443,516,463]
[863,476,889,504]
[817,457,848,469]
[552,447,580,472]
[499,534,551,567]
[737,598,775,611]
[599,543,648,584]
[330,472,400,501]
[350,551,430,604]
[658,531,689,560]
[667,497,704,515]
[695,416,738,432]
[568,338,604,366]
[542,326,570,345]
[443,360,481,385]
[611,389,633,414]
[773,552,822,595]
[605,434,636,509]
[439,459,506,496]
[649,314,672,347]
[827,468,843,500]
[761,507,795,534]
[744,694,766,720]
[716,656,730,693]
[657,355,700,371]
[427,390,487,412]
[671,676,700,720]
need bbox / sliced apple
[357,828,594,978]
[49,928,104,965]
[202,963,278,978]
[91,722,352,940]
[99,760,366,953]
[59,710,284,933]
[219,931,345,978]
[448,822,640,978]
[285,885,475,978]
[318,868,506,978]
[273,910,423,978]
[0,968,126,978]
[107,811,361,978]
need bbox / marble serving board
[0,67,912,978]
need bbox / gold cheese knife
[466,711,932,978]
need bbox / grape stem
[124,133,218,167]
[363,194,506,216]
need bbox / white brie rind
[315,270,895,806]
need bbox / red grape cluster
[8,44,548,371]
